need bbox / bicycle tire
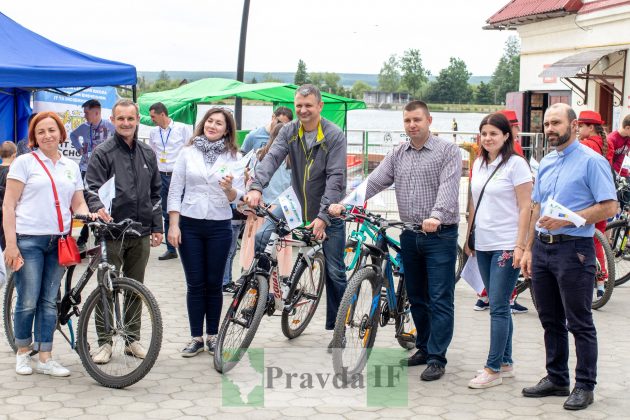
[214,274,268,373]
[332,267,380,376]
[592,229,615,310]
[394,279,416,350]
[75,277,163,389]
[3,272,17,353]
[281,252,325,339]
[605,219,630,287]
[344,238,366,279]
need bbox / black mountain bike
[214,206,325,373]
[3,216,163,388]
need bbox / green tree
[400,49,429,98]
[378,55,401,92]
[490,36,520,104]
[425,57,473,103]
[250,76,258,83]
[351,80,372,100]
[309,72,342,94]
[294,59,309,85]
[475,81,494,104]
[261,72,282,83]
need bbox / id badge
[160,151,167,163]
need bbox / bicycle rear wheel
[605,219,630,286]
[3,272,17,353]
[592,229,614,310]
[214,274,268,373]
[76,277,163,389]
[281,252,325,339]
[332,267,380,376]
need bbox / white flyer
[277,186,303,230]
[342,178,368,206]
[460,255,485,294]
[98,176,116,213]
[621,154,630,173]
[541,198,586,227]
[228,149,256,178]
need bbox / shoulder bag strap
[470,163,502,229]
[31,152,64,234]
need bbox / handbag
[31,152,81,266]
[467,163,502,251]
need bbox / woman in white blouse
[3,112,94,377]
[465,112,532,389]
[167,108,244,357]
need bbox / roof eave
[483,10,576,30]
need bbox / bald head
[544,103,577,150]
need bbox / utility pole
[235,0,250,130]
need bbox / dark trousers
[399,225,458,366]
[161,173,176,253]
[179,216,232,337]
[78,171,89,245]
[97,236,151,346]
[531,237,598,391]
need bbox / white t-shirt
[148,119,192,172]
[471,154,532,251]
[8,150,84,235]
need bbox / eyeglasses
[209,106,234,115]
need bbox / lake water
[139,105,486,143]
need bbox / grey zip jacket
[249,118,347,225]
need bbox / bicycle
[605,176,630,287]
[331,211,419,377]
[3,216,163,388]
[213,206,325,373]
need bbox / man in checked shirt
[330,100,462,381]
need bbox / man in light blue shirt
[240,107,293,153]
[521,103,617,410]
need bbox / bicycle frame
[346,216,400,272]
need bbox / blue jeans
[399,225,458,366]
[254,206,347,330]
[223,221,243,285]
[161,173,176,253]
[13,234,65,352]
[179,216,232,336]
[476,250,519,372]
[531,237,598,391]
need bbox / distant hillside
[138,71,491,87]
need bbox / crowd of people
[2,83,629,412]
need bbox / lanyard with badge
[88,121,101,157]
[159,127,171,163]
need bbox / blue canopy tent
[0,11,137,141]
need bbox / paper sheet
[98,176,116,213]
[277,186,303,230]
[460,255,485,294]
[542,198,586,227]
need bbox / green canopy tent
[138,78,366,132]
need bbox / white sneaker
[35,359,70,377]
[15,351,33,375]
[125,341,147,359]
[91,343,112,364]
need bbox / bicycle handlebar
[74,215,143,236]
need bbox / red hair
[28,112,67,148]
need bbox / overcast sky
[3,0,514,76]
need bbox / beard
[546,130,571,147]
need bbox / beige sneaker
[91,343,112,364]
[35,359,70,377]
[469,370,502,389]
[125,341,147,359]
[15,351,33,375]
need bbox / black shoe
[223,282,239,294]
[206,336,217,354]
[401,349,428,367]
[327,337,346,354]
[563,388,594,410]
[158,251,178,261]
[180,339,204,358]
[420,363,445,381]
[522,376,570,398]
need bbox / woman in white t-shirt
[465,112,533,389]
[3,112,93,377]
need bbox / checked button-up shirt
[365,135,462,225]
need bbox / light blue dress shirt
[532,139,616,237]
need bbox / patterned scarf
[192,136,226,166]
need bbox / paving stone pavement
[1,243,630,419]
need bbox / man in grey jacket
[245,84,347,346]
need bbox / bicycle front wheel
[394,278,416,350]
[332,267,380,376]
[281,252,325,339]
[593,229,615,310]
[76,277,163,389]
[214,274,268,373]
[606,219,630,287]
[3,272,17,353]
